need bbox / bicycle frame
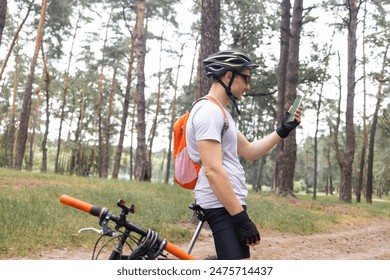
[60,194,196,260]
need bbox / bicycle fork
[109,229,131,260]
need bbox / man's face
[229,69,251,101]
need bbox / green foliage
[293,179,307,193]
[0,168,195,258]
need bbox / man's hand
[231,210,261,246]
[276,111,301,139]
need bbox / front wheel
[203,255,218,260]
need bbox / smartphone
[287,95,302,122]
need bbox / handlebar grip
[60,194,103,217]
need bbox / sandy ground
[21,218,390,260]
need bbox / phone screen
[287,95,302,122]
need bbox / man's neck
[207,84,230,107]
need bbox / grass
[0,168,389,259]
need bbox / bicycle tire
[203,255,218,260]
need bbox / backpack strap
[190,95,229,139]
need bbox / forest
[0,0,389,203]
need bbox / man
[186,49,302,260]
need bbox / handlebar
[60,194,104,217]
[60,194,147,236]
[59,194,196,260]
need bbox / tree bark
[15,0,48,170]
[134,0,150,181]
[339,0,358,203]
[27,84,41,171]
[273,0,290,194]
[357,1,367,203]
[7,43,19,168]
[195,0,220,99]
[112,30,136,179]
[129,92,137,181]
[366,42,389,203]
[326,142,334,195]
[70,81,86,175]
[77,84,86,175]
[0,0,7,47]
[40,44,50,173]
[101,65,117,178]
[274,0,303,197]
[97,10,112,177]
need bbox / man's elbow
[203,164,224,179]
[239,150,256,162]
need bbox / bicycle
[59,194,217,260]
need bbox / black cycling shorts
[204,207,249,260]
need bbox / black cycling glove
[276,112,300,139]
[231,210,261,246]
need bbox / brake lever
[78,227,119,237]
[78,227,103,235]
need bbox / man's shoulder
[191,98,226,115]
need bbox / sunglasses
[235,71,252,85]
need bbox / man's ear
[225,71,233,81]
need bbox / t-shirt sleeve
[191,101,226,143]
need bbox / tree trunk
[101,65,117,178]
[70,81,86,175]
[77,84,86,176]
[134,0,150,181]
[0,0,7,47]
[189,34,199,86]
[273,0,291,194]
[313,132,318,200]
[357,1,367,203]
[366,42,389,204]
[7,44,19,168]
[54,15,80,173]
[40,44,50,173]
[15,0,48,170]
[165,87,176,184]
[28,85,41,171]
[147,30,164,177]
[304,146,310,193]
[129,89,137,181]
[195,0,220,99]
[112,30,136,179]
[252,157,266,192]
[333,51,343,197]
[97,10,112,177]
[274,0,303,197]
[327,142,334,195]
[339,0,358,203]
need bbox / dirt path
[186,218,390,260]
[28,218,390,260]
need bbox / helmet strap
[214,73,241,116]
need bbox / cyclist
[186,49,301,259]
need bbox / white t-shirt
[186,98,248,209]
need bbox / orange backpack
[173,96,228,190]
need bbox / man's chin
[236,95,244,101]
